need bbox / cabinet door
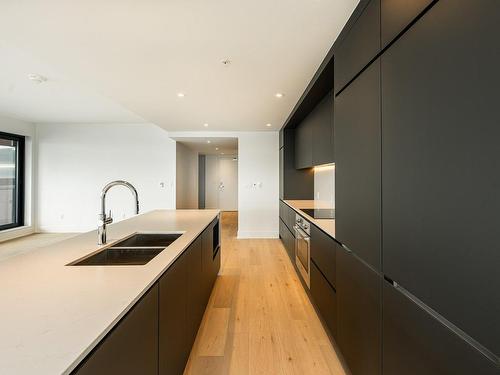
[383,282,499,375]
[186,237,204,347]
[311,91,334,166]
[279,219,295,260]
[381,0,433,48]
[337,247,381,375]
[159,253,188,375]
[310,224,336,288]
[75,285,158,375]
[382,0,500,356]
[310,261,337,338]
[202,221,215,304]
[334,0,380,93]
[279,147,284,199]
[334,60,381,271]
[294,121,312,169]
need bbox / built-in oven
[294,214,311,288]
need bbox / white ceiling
[173,137,238,156]
[0,0,358,131]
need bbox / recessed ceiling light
[221,59,231,66]
[275,93,284,98]
[221,152,225,155]
[207,140,211,144]
[215,147,219,151]
[28,73,47,84]
[266,123,272,127]
[203,123,209,127]
[177,92,185,97]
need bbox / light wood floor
[185,211,347,375]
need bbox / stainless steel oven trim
[294,224,311,288]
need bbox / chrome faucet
[98,180,139,245]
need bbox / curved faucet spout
[98,180,140,245]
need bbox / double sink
[68,233,183,266]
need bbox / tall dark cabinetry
[382,0,500,359]
[334,60,381,271]
[336,247,381,375]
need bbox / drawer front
[310,224,336,288]
[310,261,337,338]
[279,219,295,261]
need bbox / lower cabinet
[186,238,204,347]
[337,247,381,375]
[279,219,295,260]
[74,285,159,375]
[310,261,337,338]
[383,282,500,375]
[202,219,220,305]
[159,251,189,375]
[310,225,336,288]
[73,218,220,375]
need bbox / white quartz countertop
[283,200,336,238]
[0,209,219,375]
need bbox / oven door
[294,225,311,288]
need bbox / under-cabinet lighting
[314,163,335,172]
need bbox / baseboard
[237,230,279,239]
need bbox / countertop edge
[281,199,338,242]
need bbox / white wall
[0,114,36,241]
[37,123,176,232]
[169,131,279,238]
[237,132,279,238]
[204,155,219,209]
[314,164,335,208]
[175,142,198,209]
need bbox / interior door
[218,157,238,211]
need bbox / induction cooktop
[299,208,335,220]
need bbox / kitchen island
[0,209,220,375]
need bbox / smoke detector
[28,74,47,84]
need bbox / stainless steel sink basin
[112,233,182,248]
[68,233,183,266]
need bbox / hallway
[185,211,347,374]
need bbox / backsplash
[314,164,335,207]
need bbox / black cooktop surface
[300,208,335,220]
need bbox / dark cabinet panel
[159,253,188,375]
[383,282,500,375]
[310,224,336,288]
[310,261,337,338]
[279,219,295,260]
[382,0,500,356]
[186,237,204,347]
[334,60,381,271]
[280,129,314,199]
[74,285,159,375]
[334,0,380,93]
[279,200,296,234]
[202,219,219,305]
[311,91,334,166]
[337,247,381,375]
[381,0,433,48]
[294,92,334,168]
[294,119,312,169]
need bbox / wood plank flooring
[184,211,347,375]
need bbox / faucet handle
[105,210,113,224]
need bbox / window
[0,132,24,230]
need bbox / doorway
[172,137,238,212]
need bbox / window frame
[0,131,25,231]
